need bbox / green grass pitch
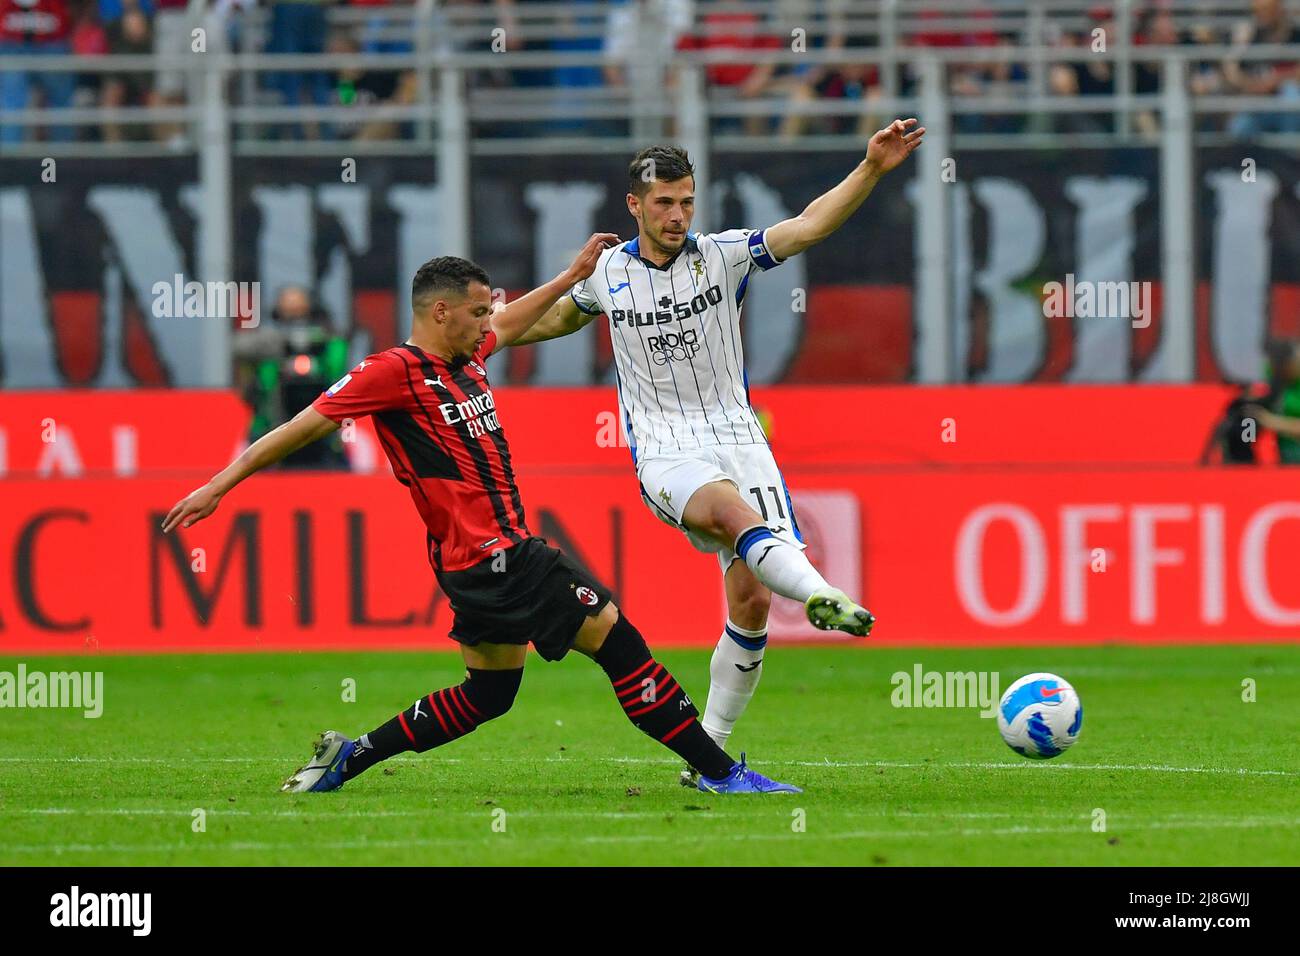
[2,645,1297,866]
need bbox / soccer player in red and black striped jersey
[162,236,800,794]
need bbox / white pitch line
[1,808,747,820]
[2,815,1296,857]
[0,755,1294,777]
[0,756,463,764]
[791,760,1300,777]
[599,756,1300,777]
[4,809,1296,827]
[0,808,1088,821]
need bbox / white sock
[701,620,768,748]
[735,525,829,602]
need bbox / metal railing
[2,0,1298,155]
[3,0,1298,386]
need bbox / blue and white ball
[996,673,1082,759]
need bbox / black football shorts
[436,536,613,661]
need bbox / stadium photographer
[233,285,351,470]
[1241,338,1300,465]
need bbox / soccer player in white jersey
[515,119,925,763]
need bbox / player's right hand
[162,483,223,533]
[565,232,620,283]
[864,117,925,176]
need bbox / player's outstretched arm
[161,406,339,532]
[506,294,600,347]
[489,232,618,348]
[764,117,925,261]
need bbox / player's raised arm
[161,405,339,532]
[763,117,925,262]
[489,232,618,349]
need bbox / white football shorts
[635,443,806,571]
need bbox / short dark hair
[411,256,491,311]
[628,145,695,198]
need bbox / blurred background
[2,0,1299,653]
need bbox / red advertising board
[2,466,1297,653]
[0,383,1248,477]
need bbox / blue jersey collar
[624,232,699,269]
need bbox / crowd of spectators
[1046,0,1300,136]
[0,0,1297,144]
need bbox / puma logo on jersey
[424,376,444,390]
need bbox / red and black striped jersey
[311,332,530,572]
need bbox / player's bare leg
[681,480,875,637]
[460,641,529,671]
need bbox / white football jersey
[571,228,784,460]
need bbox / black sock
[341,667,522,781]
[592,612,735,780]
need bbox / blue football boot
[697,753,803,794]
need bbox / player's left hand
[162,483,223,533]
[865,117,925,176]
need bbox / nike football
[996,673,1082,759]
